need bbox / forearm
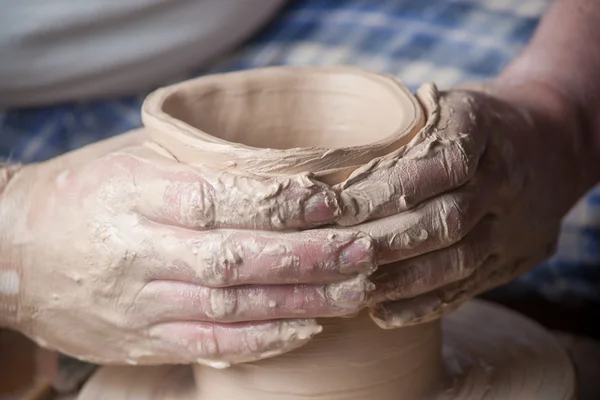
[0,163,23,329]
[498,0,600,185]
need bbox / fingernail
[304,191,339,224]
[326,275,374,310]
[338,235,376,274]
[369,303,417,329]
[255,319,323,360]
[195,320,323,366]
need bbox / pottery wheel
[77,300,576,400]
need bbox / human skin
[364,0,600,326]
[0,131,375,365]
[1,0,600,363]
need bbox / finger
[337,90,487,225]
[370,220,493,302]
[368,255,499,329]
[136,275,373,324]
[143,226,376,286]
[146,319,323,366]
[338,139,476,225]
[348,185,490,265]
[116,146,341,230]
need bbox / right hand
[0,131,376,366]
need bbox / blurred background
[1,1,599,399]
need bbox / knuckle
[291,290,311,311]
[447,137,478,185]
[88,218,145,271]
[165,180,216,229]
[299,257,320,281]
[450,244,475,278]
[108,308,132,331]
[387,264,421,297]
[194,326,221,358]
[205,288,239,321]
[110,294,149,333]
[395,260,438,297]
[325,276,371,309]
[222,175,286,230]
[193,233,241,287]
[438,196,469,244]
[243,329,267,354]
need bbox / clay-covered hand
[0,130,375,365]
[336,84,590,327]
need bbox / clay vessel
[78,67,576,400]
[143,66,442,399]
[141,66,436,185]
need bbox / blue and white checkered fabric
[1,0,598,305]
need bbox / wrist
[466,75,598,217]
[496,55,600,188]
[0,162,25,329]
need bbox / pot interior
[161,69,410,150]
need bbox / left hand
[336,83,591,327]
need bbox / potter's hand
[0,131,376,365]
[337,84,590,327]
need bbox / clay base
[77,300,576,400]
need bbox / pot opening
[162,69,410,150]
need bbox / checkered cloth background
[1,0,599,306]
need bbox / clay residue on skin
[0,270,20,295]
[135,66,452,400]
[191,319,324,369]
[0,163,24,329]
[127,66,579,400]
[147,229,375,288]
[132,155,341,230]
